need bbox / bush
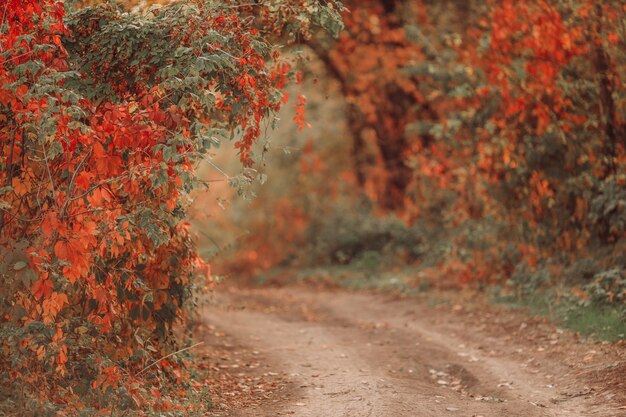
[585,268,626,305]
[304,202,425,265]
[588,179,626,244]
[0,0,343,413]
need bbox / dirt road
[199,286,625,417]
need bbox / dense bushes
[589,179,626,244]
[586,268,626,305]
[0,0,342,413]
[211,0,625,313]
[304,202,424,265]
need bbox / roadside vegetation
[207,0,626,342]
[0,0,341,414]
[2,0,625,415]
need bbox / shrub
[0,0,343,412]
[305,202,425,265]
[588,179,626,244]
[585,268,626,305]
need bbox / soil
[198,284,626,417]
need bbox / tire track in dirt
[200,286,625,417]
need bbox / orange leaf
[55,238,89,283]
[57,344,68,364]
[32,277,54,300]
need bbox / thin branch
[205,158,230,179]
[136,342,203,376]
[61,148,92,218]
[41,137,56,196]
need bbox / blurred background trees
[205,0,626,306]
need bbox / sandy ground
[198,285,626,417]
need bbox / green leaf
[13,261,27,271]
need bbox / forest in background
[207,0,626,322]
[1,0,625,415]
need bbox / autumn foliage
[2,0,625,413]
[0,0,342,414]
[216,0,625,304]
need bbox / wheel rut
[200,286,624,417]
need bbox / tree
[221,0,625,296]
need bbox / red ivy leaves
[1,0,339,411]
[293,94,310,132]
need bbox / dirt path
[199,286,626,417]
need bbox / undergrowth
[249,204,626,342]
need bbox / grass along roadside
[253,265,626,343]
[492,290,626,342]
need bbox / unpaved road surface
[199,286,626,417]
